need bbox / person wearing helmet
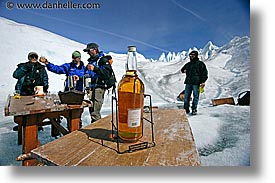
[39,51,85,92]
[13,52,49,96]
[181,50,208,115]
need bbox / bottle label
[127,108,142,127]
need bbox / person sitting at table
[39,51,85,92]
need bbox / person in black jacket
[13,52,49,96]
[83,43,113,122]
[12,52,48,131]
[181,50,208,115]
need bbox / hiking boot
[191,110,197,115]
[184,108,190,114]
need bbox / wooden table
[4,94,88,166]
[31,108,201,166]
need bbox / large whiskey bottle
[117,46,145,142]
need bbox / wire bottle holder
[110,90,155,154]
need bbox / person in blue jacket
[39,51,85,92]
[83,43,112,122]
[13,51,49,96]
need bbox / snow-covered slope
[0,17,90,102]
[139,36,250,105]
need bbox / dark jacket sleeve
[42,67,49,87]
[12,63,29,79]
[181,64,187,73]
[199,62,208,83]
[93,57,112,80]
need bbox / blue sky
[0,0,250,59]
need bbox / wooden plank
[5,95,67,116]
[212,97,235,106]
[51,118,69,136]
[31,109,201,166]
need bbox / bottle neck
[126,70,137,76]
[126,51,137,72]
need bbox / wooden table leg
[14,116,23,145]
[22,115,39,166]
[68,109,83,132]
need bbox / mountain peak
[156,41,219,62]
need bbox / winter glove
[200,83,206,88]
[39,57,48,64]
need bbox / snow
[0,17,250,167]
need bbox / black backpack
[99,55,116,90]
[237,91,250,106]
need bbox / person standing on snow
[39,51,85,92]
[83,42,112,123]
[181,50,208,115]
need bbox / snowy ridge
[157,41,219,62]
[139,36,250,104]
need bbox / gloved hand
[39,56,48,64]
[87,64,94,71]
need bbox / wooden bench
[212,97,235,106]
[31,108,201,166]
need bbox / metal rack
[110,91,155,154]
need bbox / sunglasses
[189,54,196,56]
[89,48,97,52]
[30,54,38,59]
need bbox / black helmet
[189,50,198,56]
[28,52,38,60]
[83,43,99,52]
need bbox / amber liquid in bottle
[118,46,144,142]
[118,70,144,142]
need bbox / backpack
[237,91,250,106]
[99,55,116,90]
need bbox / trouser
[89,88,105,122]
[184,84,200,112]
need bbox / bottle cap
[128,46,136,52]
